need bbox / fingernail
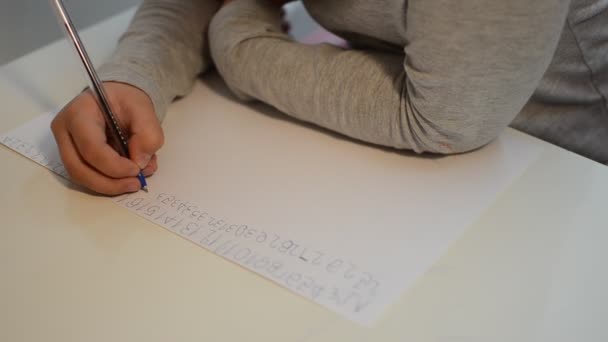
[127,182,140,193]
[135,154,151,169]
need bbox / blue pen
[51,0,148,192]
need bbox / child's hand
[51,82,163,195]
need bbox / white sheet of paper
[1,75,543,325]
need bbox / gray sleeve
[210,0,569,153]
[98,0,221,121]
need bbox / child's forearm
[210,0,569,154]
[99,0,222,121]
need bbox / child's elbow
[401,108,509,155]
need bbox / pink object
[299,28,349,48]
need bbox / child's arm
[99,0,222,121]
[210,0,568,154]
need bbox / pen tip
[142,186,149,193]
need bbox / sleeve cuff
[98,62,169,122]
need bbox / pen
[50,0,148,192]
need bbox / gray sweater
[98,0,608,162]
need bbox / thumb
[128,116,164,169]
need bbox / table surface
[1,8,607,342]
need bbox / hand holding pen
[50,0,163,195]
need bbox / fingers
[68,113,140,178]
[102,81,163,170]
[128,109,164,169]
[52,120,141,196]
[141,154,158,177]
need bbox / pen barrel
[103,108,131,158]
[50,0,131,158]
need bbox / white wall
[0,0,142,65]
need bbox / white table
[1,8,607,342]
